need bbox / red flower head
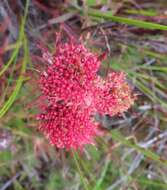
[37,40,134,150]
[94,72,134,116]
[37,103,99,150]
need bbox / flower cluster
[37,40,134,150]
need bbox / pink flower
[39,42,100,105]
[37,40,134,150]
[93,72,134,116]
[37,102,99,150]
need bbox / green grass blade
[0,0,29,77]
[125,9,157,17]
[137,178,167,188]
[0,42,21,76]
[0,0,29,117]
[111,130,167,167]
[93,158,110,190]
[72,151,90,190]
[0,37,28,118]
[86,9,167,30]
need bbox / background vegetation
[0,0,167,189]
